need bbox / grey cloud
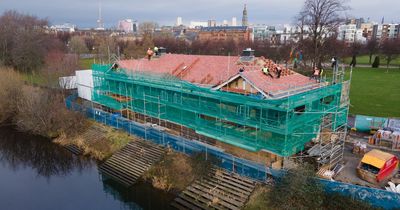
[0,0,398,28]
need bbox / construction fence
[66,94,400,209]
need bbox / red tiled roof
[241,70,316,94]
[118,54,317,96]
[119,54,240,86]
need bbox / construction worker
[146,48,154,60]
[276,66,282,78]
[262,65,273,78]
[154,46,159,56]
[311,66,320,81]
[319,68,324,82]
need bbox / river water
[0,126,175,210]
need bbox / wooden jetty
[63,144,84,155]
[171,167,257,210]
[99,140,165,187]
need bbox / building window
[294,105,306,115]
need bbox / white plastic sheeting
[59,76,77,89]
[75,70,93,101]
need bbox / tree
[11,29,47,72]
[124,41,145,59]
[381,38,400,70]
[365,39,379,64]
[0,10,48,72]
[139,21,158,36]
[297,0,349,67]
[348,42,363,67]
[69,36,88,56]
[95,36,117,63]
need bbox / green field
[79,58,95,69]
[346,67,400,117]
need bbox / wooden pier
[99,140,165,187]
[171,167,257,210]
[63,144,84,155]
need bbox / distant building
[232,17,237,27]
[242,4,248,26]
[176,17,183,26]
[190,21,208,28]
[252,25,277,43]
[372,23,400,41]
[360,22,374,40]
[198,26,252,42]
[222,20,229,26]
[275,25,309,44]
[208,20,216,27]
[50,23,76,33]
[118,19,138,33]
[337,24,366,44]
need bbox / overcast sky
[0,0,399,28]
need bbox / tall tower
[97,1,104,29]
[232,17,237,26]
[242,4,248,26]
[176,17,183,26]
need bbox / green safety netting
[91,64,348,156]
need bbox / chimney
[240,48,255,62]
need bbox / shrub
[372,56,380,68]
[0,67,23,123]
[267,164,324,210]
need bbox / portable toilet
[357,149,399,183]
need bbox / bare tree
[11,29,47,72]
[347,42,364,67]
[381,38,400,70]
[139,21,158,36]
[0,10,48,72]
[69,36,88,56]
[365,39,379,64]
[297,0,349,67]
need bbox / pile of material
[370,129,400,150]
[385,182,400,194]
[353,141,368,155]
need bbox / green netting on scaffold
[91,64,348,157]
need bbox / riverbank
[55,121,132,161]
[143,151,213,192]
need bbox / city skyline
[0,0,399,28]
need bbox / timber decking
[99,140,165,187]
[63,144,84,155]
[171,167,257,210]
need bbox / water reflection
[0,125,176,210]
[101,177,175,210]
[0,125,93,178]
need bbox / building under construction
[85,49,350,169]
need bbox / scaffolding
[91,63,349,159]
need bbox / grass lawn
[79,58,95,69]
[21,72,46,85]
[347,67,400,117]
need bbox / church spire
[242,4,248,26]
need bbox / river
[0,125,175,210]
